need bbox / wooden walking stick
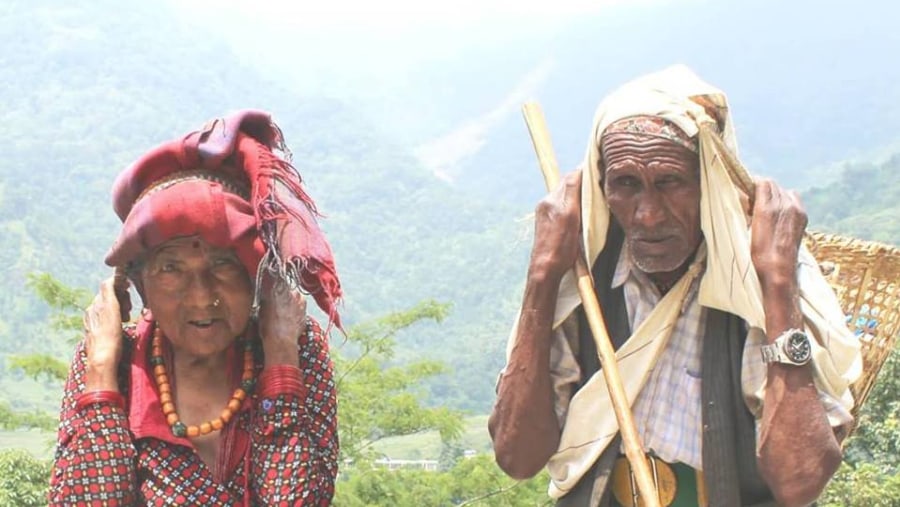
[522,101,661,507]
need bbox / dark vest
[557,225,776,507]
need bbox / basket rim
[808,230,900,257]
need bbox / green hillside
[2,2,900,504]
[804,155,900,244]
[0,0,528,414]
[2,0,899,419]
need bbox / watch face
[784,331,811,363]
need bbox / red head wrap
[105,110,343,330]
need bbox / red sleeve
[48,339,137,506]
[249,318,339,506]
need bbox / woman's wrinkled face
[142,236,252,358]
[602,133,703,275]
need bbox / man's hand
[531,170,584,282]
[749,180,843,505]
[750,178,808,289]
[258,275,308,367]
[490,169,584,480]
[83,276,125,392]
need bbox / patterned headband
[600,115,698,153]
[135,169,251,203]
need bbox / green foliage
[335,300,463,464]
[804,155,900,245]
[822,347,900,500]
[343,300,451,361]
[25,273,92,316]
[25,272,92,340]
[4,272,90,385]
[447,455,550,507]
[1,271,85,431]
[844,348,900,466]
[8,355,68,384]
[0,0,531,413]
[0,449,51,507]
[0,401,56,432]
[336,454,550,507]
[333,301,552,506]
[805,155,900,500]
[0,431,53,462]
[373,415,494,460]
[0,2,899,504]
[820,462,900,507]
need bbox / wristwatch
[760,328,812,366]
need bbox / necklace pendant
[171,421,187,437]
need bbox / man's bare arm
[489,171,583,480]
[751,179,843,506]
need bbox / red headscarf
[105,110,343,330]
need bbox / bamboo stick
[522,102,661,507]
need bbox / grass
[0,375,59,462]
[0,373,65,414]
[0,416,494,463]
[372,414,492,460]
[0,429,55,460]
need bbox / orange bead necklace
[151,325,256,438]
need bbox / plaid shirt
[612,245,706,469]
[549,244,850,471]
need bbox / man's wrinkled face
[602,133,703,275]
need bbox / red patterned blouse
[49,317,338,506]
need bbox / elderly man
[489,66,860,507]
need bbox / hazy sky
[171,0,671,85]
[175,0,645,30]
[167,0,900,185]
[171,0,681,178]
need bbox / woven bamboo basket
[707,122,900,426]
[806,232,900,426]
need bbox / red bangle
[75,390,125,412]
[258,365,305,398]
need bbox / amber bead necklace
[151,325,257,438]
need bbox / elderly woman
[49,111,343,506]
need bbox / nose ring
[213,298,221,307]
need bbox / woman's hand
[82,276,125,392]
[258,275,308,367]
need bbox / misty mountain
[0,0,527,411]
[424,0,900,205]
[185,0,900,205]
[1,0,897,415]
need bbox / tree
[7,273,91,385]
[335,454,552,506]
[1,272,89,433]
[331,300,552,506]
[0,449,52,507]
[334,299,464,465]
[0,272,90,504]
[821,347,900,503]
[820,462,900,507]
[448,455,550,507]
[0,402,56,432]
